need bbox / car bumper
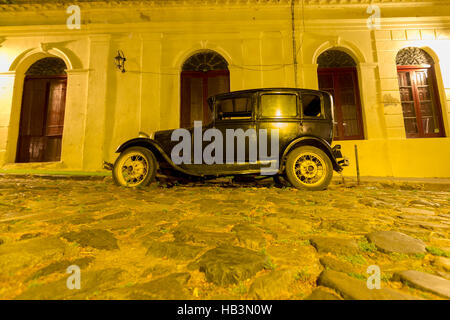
[332,145,349,167]
[337,157,349,167]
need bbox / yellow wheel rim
[293,152,327,187]
[116,151,149,187]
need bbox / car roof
[212,88,330,100]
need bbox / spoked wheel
[285,146,333,191]
[112,147,157,187]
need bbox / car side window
[216,96,253,120]
[260,94,297,118]
[302,93,323,118]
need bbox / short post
[354,144,360,186]
[340,172,346,187]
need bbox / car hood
[154,129,176,142]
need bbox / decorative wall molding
[0,71,16,76]
[0,0,446,12]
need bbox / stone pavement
[0,175,449,300]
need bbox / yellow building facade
[0,0,449,177]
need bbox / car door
[211,94,258,174]
[256,91,302,175]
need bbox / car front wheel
[112,147,157,187]
[285,146,333,191]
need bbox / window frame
[215,94,255,122]
[257,92,300,120]
[300,92,325,120]
[397,65,445,138]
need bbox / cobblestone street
[0,175,449,300]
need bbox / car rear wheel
[285,146,333,191]
[112,147,157,187]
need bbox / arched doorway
[396,47,445,138]
[180,50,230,128]
[317,50,364,140]
[16,57,67,163]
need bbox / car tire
[285,146,333,191]
[112,146,157,187]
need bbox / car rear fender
[281,136,343,172]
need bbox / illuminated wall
[0,0,449,178]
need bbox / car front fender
[115,137,162,154]
[115,138,201,176]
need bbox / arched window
[180,50,230,128]
[396,47,445,138]
[16,57,67,163]
[317,50,364,140]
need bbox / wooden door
[16,76,67,163]
[180,70,230,128]
[318,68,364,140]
[397,66,444,138]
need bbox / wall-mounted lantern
[114,50,126,73]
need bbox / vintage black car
[112,88,348,190]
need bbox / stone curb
[0,173,110,181]
[1,172,449,189]
[332,176,450,191]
